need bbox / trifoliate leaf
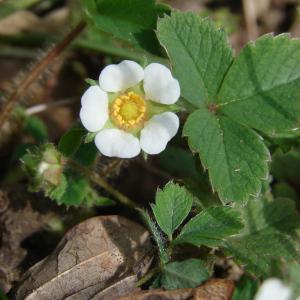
[218,34,300,137]
[151,182,193,238]
[232,276,258,300]
[225,198,300,276]
[157,12,233,107]
[183,108,270,204]
[81,0,170,54]
[174,206,243,247]
[161,259,210,289]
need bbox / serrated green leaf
[225,198,300,276]
[58,173,89,206]
[183,108,270,204]
[82,0,169,54]
[47,173,68,201]
[218,34,300,137]
[161,259,210,289]
[159,147,220,208]
[174,206,243,247]
[151,182,193,238]
[232,276,258,300]
[58,126,85,157]
[157,12,233,107]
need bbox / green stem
[69,159,139,209]
[136,266,160,287]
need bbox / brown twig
[0,20,86,130]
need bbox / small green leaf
[232,276,258,300]
[183,108,270,204]
[58,125,86,157]
[81,0,169,54]
[84,78,98,86]
[174,206,243,247]
[85,132,97,143]
[139,209,169,264]
[157,12,233,107]
[161,259,210,289]
[225,198,300,276]
[84,186,114,207]
[151,182,193,238]
[218,34,300,137]
[24,116,48,143]
[58,173,89,206]
[48,173,68,201]
[159,147,220,208]
[73,142,98,167]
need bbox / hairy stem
[0,20,86,130]
[69,159,139,209]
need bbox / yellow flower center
[110,91,146,130]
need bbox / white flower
[255,278,292,300]
[80,60,180,158]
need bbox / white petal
[140,112,179,155]
[99,60,144,92]
[80,85,109,132]
[255,279,292,300]
[143,63,180,104]
[95,129,141,158]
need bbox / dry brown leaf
[119,279,234,300]
[12,215,153,300]
[0,186,54,293]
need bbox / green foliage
[151,182,193,238]
[218,34,300,137]
[157,12,300,204]
[58,125,86,157]
[58,124,98,167]
[161,259,210,289]
[58,172,90,206]
[81,0,170,54]
[139,209,169,264]
[157,12,233,107]
[232,276,258,300]
[24,116,48,143]
[73,142,98,167]
[183,108,270,204]
[287,263,300,298]
[22,143,65,196]
[271,149,300,182]
[159,147,219,208]
[174,206,243,247]
[225,198,300,276]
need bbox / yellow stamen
[110,92,147,130]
